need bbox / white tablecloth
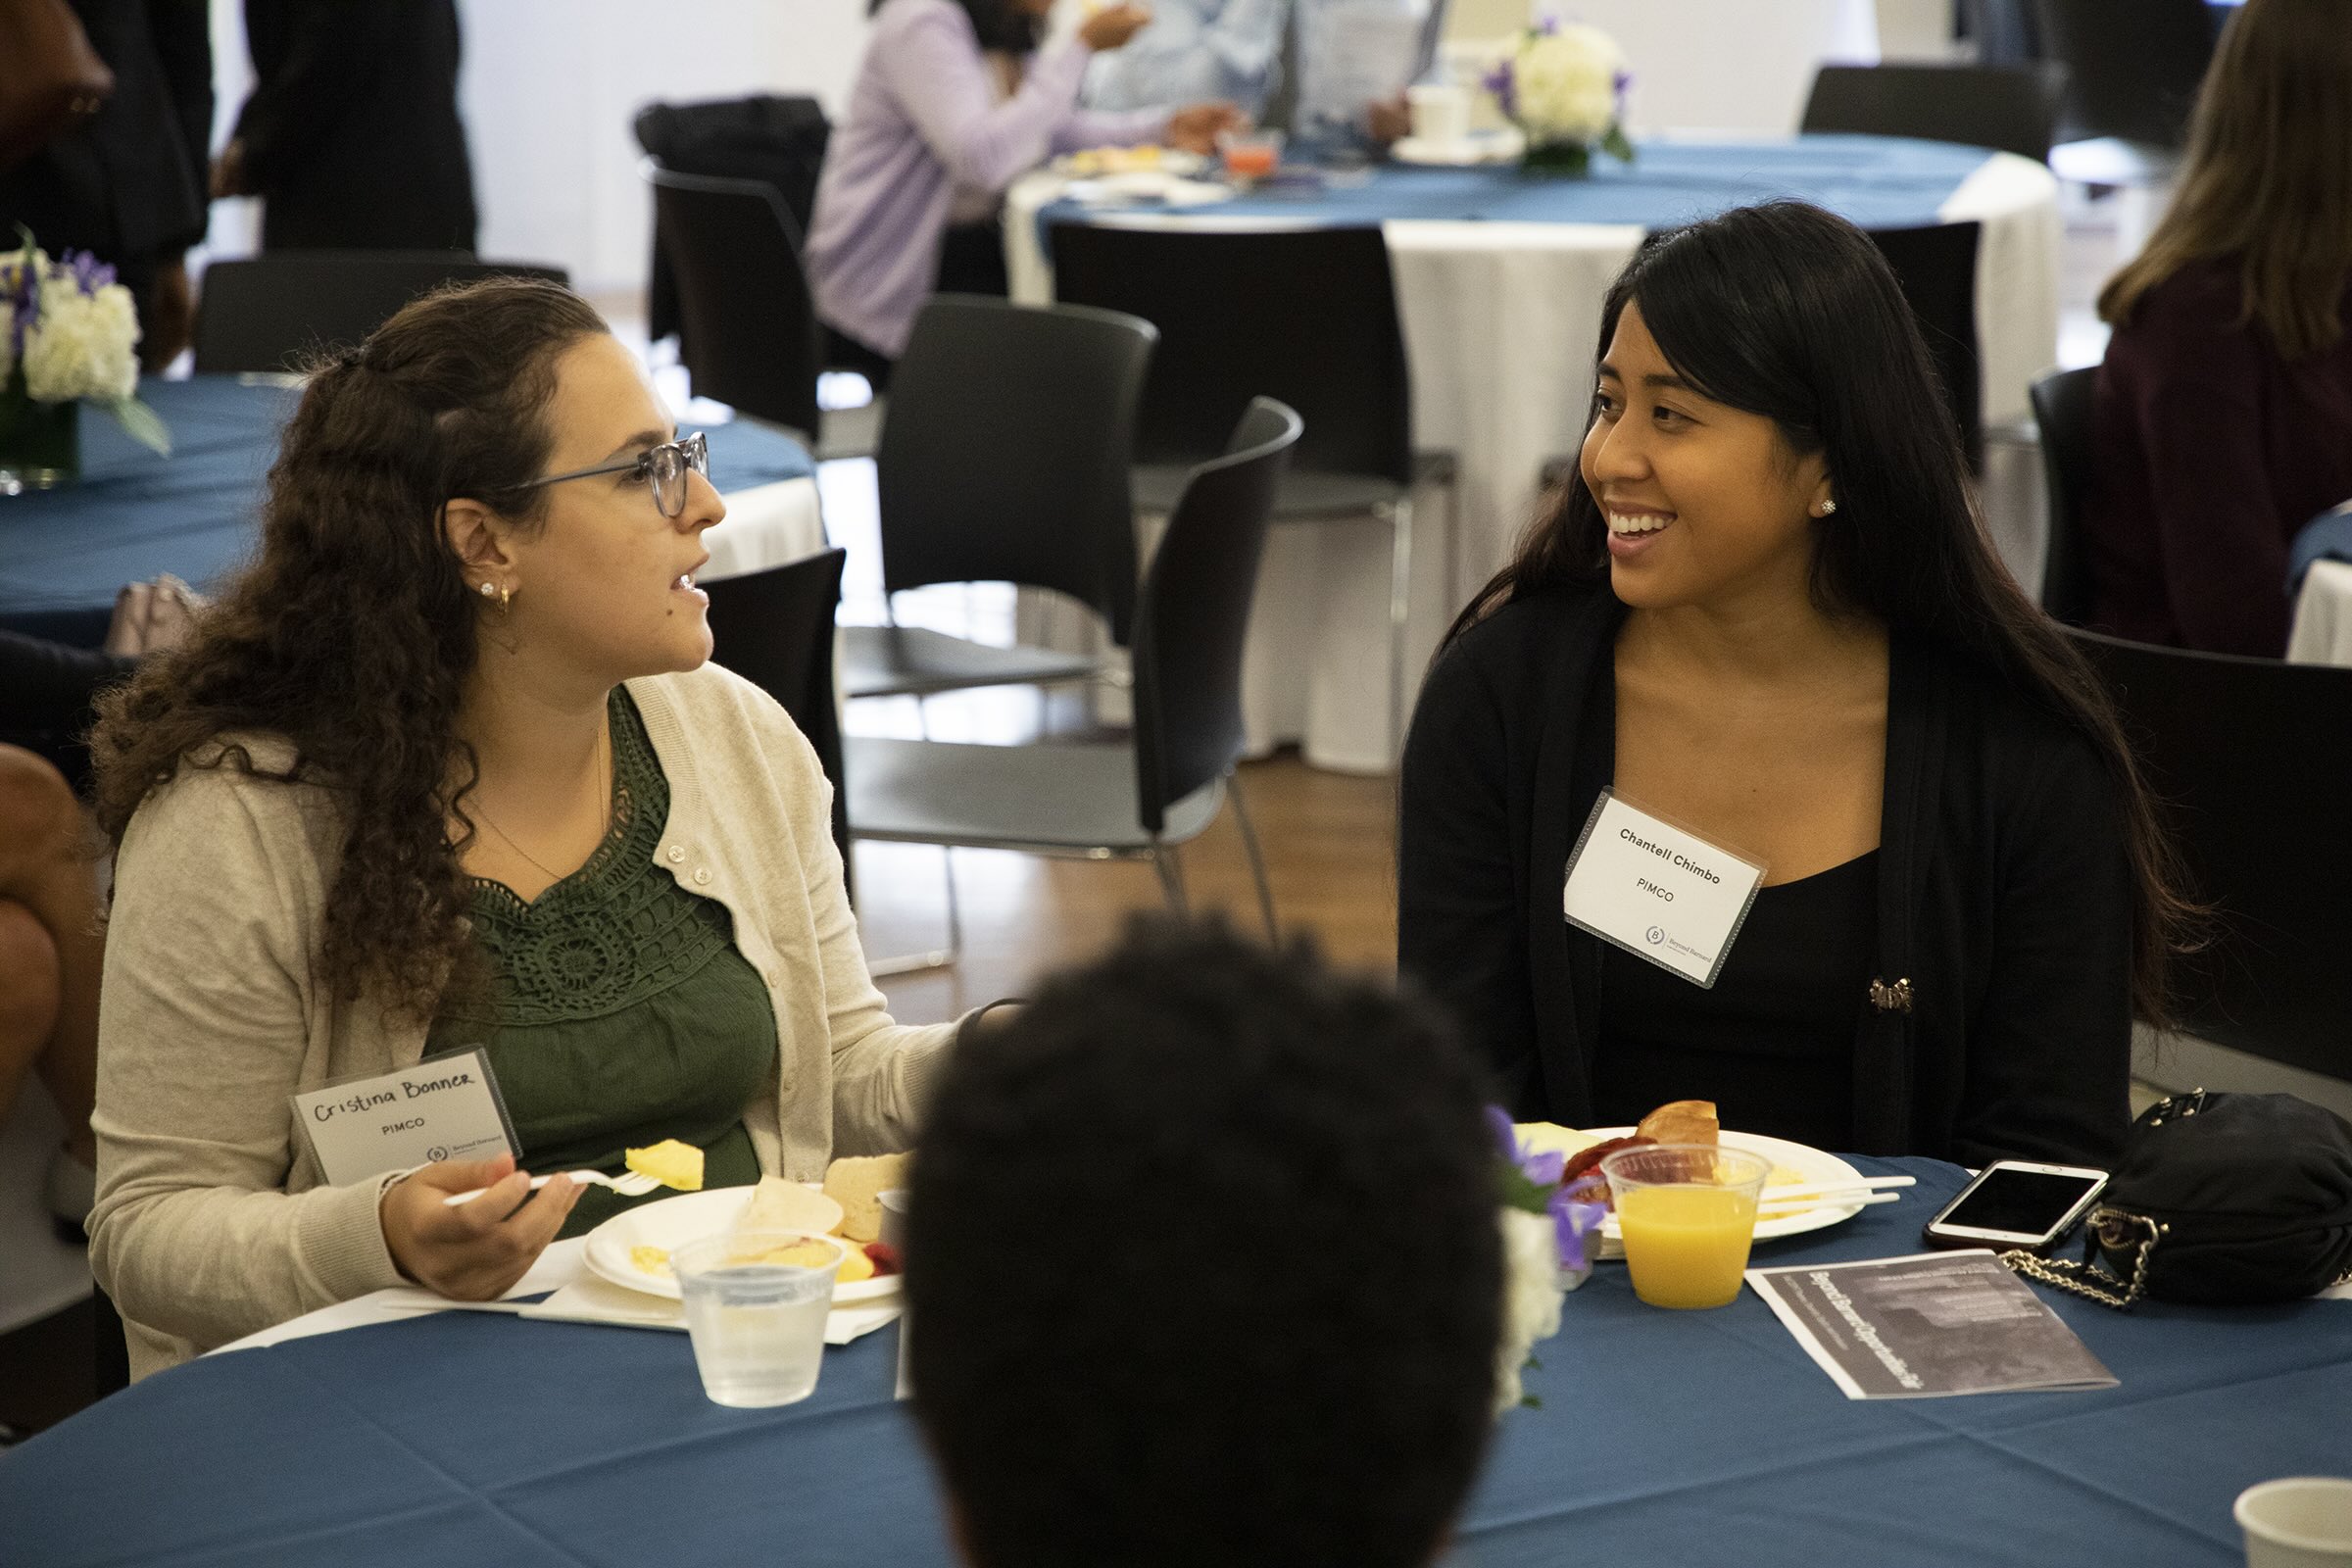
[1005,147,2061,771]
[701,475,827,583]
[2287,561,2352,668]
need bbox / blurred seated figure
[1083,0,1288,118]
[0,578,200,798]
[806,0,1242,386]
[2086,0,2352,656]
[906,918,1504,1568]
[0,746,106,1234]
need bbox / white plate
[582,1187,899,1303]
[1051,147,1207,178]
[1391,128,1526,167]
[1560,1127,1870,1260]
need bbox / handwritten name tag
[1562,789,1768,988]
[290,1049,517,1187]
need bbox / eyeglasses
[517,430,709,519]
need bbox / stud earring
[478,581,495,598]
[1818,499,1838,516]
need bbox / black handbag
[2005,1089,2352,1309]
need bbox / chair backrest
[877,294,1155,644]
[645,164,821,442]
[1864,220,1984,470]
[2031,0,2217,148]
[1961,0,2043,65]
[2030,365,2098,623]
[1801,63,2068,163]
[1131,398,1301,831]
[2068,628,2352,1082]
[632,96,829,345]
[191,254,570,373]
[702,548,850,870]
[1050,221,1412,485]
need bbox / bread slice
[1634,1100,1719,1148]
[733,1174,845,1237]
[822,1152,911,1243]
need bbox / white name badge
[290,1049,517,1187]
[1562,789,1768,988]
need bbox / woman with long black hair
[807,0,1242,386]
[1398,200,2195,1167]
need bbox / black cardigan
[1398,584,2132,1168]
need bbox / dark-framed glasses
[519,430,709,518]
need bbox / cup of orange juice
[1220,128,1283,181]
[1601,1144,1771,1310]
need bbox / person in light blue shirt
[1085,0,1289,116]
[1289,0,1448,154]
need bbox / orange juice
[1616,1184,1759,1309]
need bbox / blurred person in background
[0,0,212,369]
[212,0,476,252]
[2086,0,2352,656]
[806,0,1243,388]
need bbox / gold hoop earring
[499,583,514,612]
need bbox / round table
[6,1154,2349,1566]
[1008,134,2061,770]
[0,377,827,635]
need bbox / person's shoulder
[872,0,970,43]
[2110,259,2263,361]
[628,663,813,774]
[119,732,342,885]
[1439,581,1616,681]
[1916,643,2115,807]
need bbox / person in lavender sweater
[807,0,1243,385]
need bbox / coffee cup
[2238,1478,2352,1567]
[1407,83,1471,146]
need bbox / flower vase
[0,378,80,495]
[1519,139,1595,178]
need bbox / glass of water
[671,1230,841,1407]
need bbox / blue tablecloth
[7,1156,2349,1567]
[0,376,816,625]
[1044,134,1997,245]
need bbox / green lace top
[425,689,775,1237]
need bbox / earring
[478,581,496,598]
[498,583,514,612]
[1817,499,1838,516]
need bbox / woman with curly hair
[86,278,957,1379]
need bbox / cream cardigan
[89,662,957,1379]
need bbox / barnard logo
[1644,925,1665,945]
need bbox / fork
[441,1169,665,1207]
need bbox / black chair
[1864,221,1985,473]
[848,398,1302,944]
[702,548,850,875]
[644,164,824,450]
[632,96,829,348]
[191,254,570,373]
[2029,365,2098,623]
[1801,63,2069,164]
[844,294,1155,702]
[2068,629,2352,1083]
[1050,220,1454,758]
[1960,0,2042,64]
[2034,0,2216,186]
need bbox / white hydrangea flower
[23,281,141,404]
[1514,24,1625,144]
[1494,1205,1567,1415]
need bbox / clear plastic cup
[1600,1144,1771,1310]
[2237,1478,2352,1567]
[1220,128,1284,180]
[671,1229,842,1407]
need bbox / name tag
[290,1049,517,1187]
[1562,789,1768,988]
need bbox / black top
[1595,853,1877,1151]
[1398,581,2132,1168]
[235,0,476,252]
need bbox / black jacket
[0,0,212,275]
[234,0,474,252]
[1398,583,2133,1168]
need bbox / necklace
[468,720,612,883]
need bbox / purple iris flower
[1551,1190,1609,1273]
[1482,60,1517,122]
[65,250,117,296]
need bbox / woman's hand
[378,1153,580,1300]
[1079,3,1152,52]
[1167,102,1247,154]
[103,575,206,658]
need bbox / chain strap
[2000,1209,2166,1311]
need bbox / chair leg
[1152,837,1189,912]
[1386,494,1416,766]
[862,845,965,978]
[1226,769,1278,942]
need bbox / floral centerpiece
[1482,18,1636,178]
[0,230,170,492]
[1491,1109,1609,1413]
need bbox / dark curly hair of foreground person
[906,917,1505,1568]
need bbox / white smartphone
[1922,1160,2110,1251]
